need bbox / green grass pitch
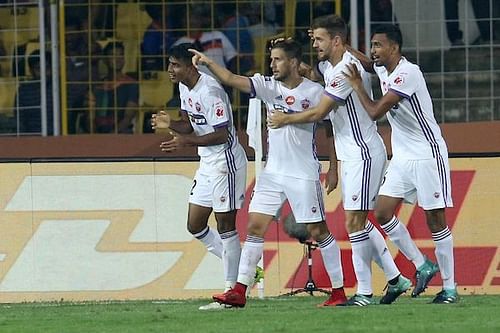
[1,295,499,333]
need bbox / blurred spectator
[217,3,254,74]
[173,5,238,76]
[445,0,496,46]
[94,41,138,134]
[65,0,114,40]
[14,50,54,135]
[65,14,101,133]
[295,1,336,45]
[141,2,180,71]
[245,2,280,38]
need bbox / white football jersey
[249,74,323,180]
[373,57,448,159]
[318,51,386,161]
[179,73,247,174]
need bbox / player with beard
[190,38,348,307]
[268,15,414,306]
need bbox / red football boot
[318,288,348,307]
[213,285,247,308]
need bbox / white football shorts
[249,170,325,223]
[189,164,247,212]
[378,155,453,210]
[340,152,387,211]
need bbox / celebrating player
[268,15,413,306]
[191,37,348,307]
[151,43,248,310]
[343,24,457,303]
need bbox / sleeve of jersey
[179,86,187,112]
[206,94,230,129]
[323,71,352,103]
[387,66,417,99]
[249,73,274,102]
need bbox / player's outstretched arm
[343,63,400,120]
[267,95,335,128]
[189,49,252,94]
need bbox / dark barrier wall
[1,122,499,160]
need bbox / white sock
[220,230,241,290]
[349,230,372,295]
[382,216,425,269]
[237,235,264,287]
[433,227,455,290]
[317,233,344,289]
[192,226,222,259]
[366,221,400,281]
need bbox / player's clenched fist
[151,110,171,130]
[160,131,185,152]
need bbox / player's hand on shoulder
[151,110,171,130]
[267,110,287,129]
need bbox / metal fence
[0,0,498,136]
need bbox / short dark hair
[167,43,200,65]
[270,38,302,62]
[372,24,403,50]
[311,15,348,43]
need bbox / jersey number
[190,180,197,195]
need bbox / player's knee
[344,212,367,233]
[425,209,447,232]
[215,215,237,233]
[345,218,365,233]
[246,221,266,238]
[186,221,207,235]
[306,222,328,241]
[374,209,392,225]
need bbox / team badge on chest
[285,96,295,105]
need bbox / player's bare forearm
[206,62,251,94]
[183,129,229,147]
[268,96,334,128]
[343,63,389,120]
[324,123,338,194]
[190,48,251,93]
[346,45,375,73]
[169,119,194,134]
[283,109,322,124]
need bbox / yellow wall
[0,158,498,302]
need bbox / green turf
[1,295,499,333]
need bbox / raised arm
[299,62,323,82]
[346,45,375,74]
[190,49,251,94]
[343,63,401,120]
[267,94,336,128]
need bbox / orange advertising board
[0,158,498,302]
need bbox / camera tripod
[282,241,331,296]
